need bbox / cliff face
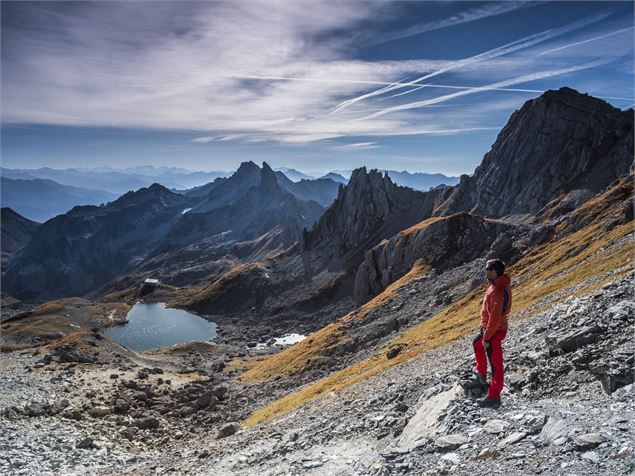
[300,167,444,272]
[353,213,513,303]
[435,87,634,218]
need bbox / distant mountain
[1,166,230,194]
[158,163,325,251]
[0,177,119,222]
[274,167,313,182]
[1,208,40,269]
[274,172,341,207]
[382,170,459,191]
[3,183,192,300]
[3,162,339,300]
[183,162,340,208]
[319,172,348,184]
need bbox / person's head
[485,259,506,280]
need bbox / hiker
[472,258,512,407]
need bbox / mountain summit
[435,87,633,218]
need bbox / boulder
[434,434,469,452]
[545,325,604,354]
[217,422,240,438]
[573,433,607,450]
[538,416,569,445]
[134,417,160,429]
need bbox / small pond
[104,302,217,351]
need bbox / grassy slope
[242,176,634,426]
[1,298,130,351]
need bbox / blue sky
[1,1,633,176]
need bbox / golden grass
[100,287,138,302]
[399,216,445,236]
[1,316,71,352]
[243,179,634,427]
[29,297,89,315]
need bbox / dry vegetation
[1,298,131,352]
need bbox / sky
[1,0,633,176]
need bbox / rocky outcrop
[300,167,444,273]
[354,213,513,303]
[435,87,634,218]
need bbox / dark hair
[485,259,506,277]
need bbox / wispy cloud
[332,142,380,150]
[367,1,536,45]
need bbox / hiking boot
[477,396,501,408]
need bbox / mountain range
[2,162,340,300]
[1,165,456,224]
[1,177,120,222]
[3,88,632,311]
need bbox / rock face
[300,167,444,273]
[354,213,512,303]
[435,87,634,218]
[1,207,40,269]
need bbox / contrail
[327,10,614,115]
[360,59,610,120]
[367,1,536,46]
[228,74,635,103]
[538,25,635,56]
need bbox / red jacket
[480,273,512,340]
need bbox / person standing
[473,259,512,407]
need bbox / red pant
[472,328,507,398]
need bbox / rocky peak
[110,182,179,210]
[435,87,634,218]
[148,182,166,191]
[259,161,280,193]
[234,161,261,180]
[301,167,444,271]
